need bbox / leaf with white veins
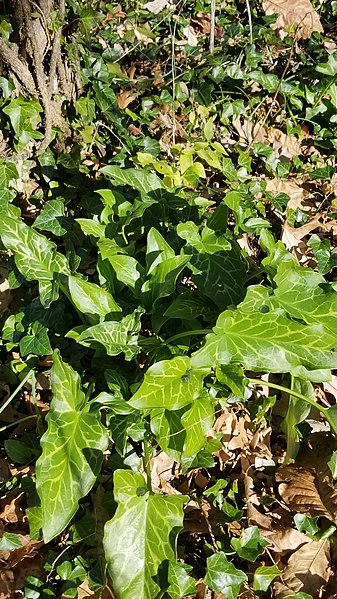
[103,469,187,599]
[36,351,108,542]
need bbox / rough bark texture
[0,0,74,154]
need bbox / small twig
[245,0,253,45]
[0,369,34,416]
[210,0,216,53]
[246,38,295,151]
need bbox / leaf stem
[248,377,337,436]
[164,329,212,346]
[0,369,34,415]
[143,440,152,493]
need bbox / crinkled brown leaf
[273,539,331,598]
[262,0,323,40]
[276,465,337,522]
[232,117,301,160]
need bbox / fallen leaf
[262,0,323,40]
[276,465,337,522]
[273,539,331,598]
[116,90,137,110]
[233,117,301,160]
[263,527,309,555]
[143,0,171,13]
[182,25,198,47]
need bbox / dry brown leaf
[150,451,180,494]
[262,0,323,40]
[273,539,331,598]
[116,90,137,110]
[276,465,337,522]
[232,117,301,160]
[263,527,309,555]
[265,178,308,212]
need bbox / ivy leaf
[129,356,208,410]
[35,351,109,542]
[3,97,42,139]
[253,565,281,592]
[103,470,187,599]
[68,275,121,317]
[231,526,268,562]
[167,562,196,599]
[100,165,163,193]
[19,321,52,356]
[33,200,67,236]
[67,308,144,359]
[177,221,231,253]
[204,552,247,599]
[0,215,70,306]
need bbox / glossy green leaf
[283,378,312,463]
[0,532,24,551]
[103,470,187,599]
[33,200,67,236]
[68,275,121,317]
[150,408,186,461]
[188,244,247,309]
[100,165,163,193]
[0,215,70,304]
[67,308,144,359]
[274,260,337,336]
[107,254,143,288]
[76,218,106,238]
[3,97,42,138]
[177,221,231,253]
[231,526,268,562]
[167,562,196,599]
[253,565,281,592]
[129,356,208,410]
[192,303,337,381]
[36,351,109,542]
[142,255,190,305]
[181,391,214,456]
[204,552,247,599]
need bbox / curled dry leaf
[262,0,323,40]
[232,117,301,160]
[263,527,309,555]
[273,539,331,598]
[116,90,137,110]
[276,465,337,522]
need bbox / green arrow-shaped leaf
[129,356,208,410]
[103,470,187,599]
[36,351,109,542]
[0,215,69,287]
[68,275,121,316]
[67,308,144,360]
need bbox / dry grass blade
[276,465,337,522]
[273,539,331,598]
[262,0,323,40]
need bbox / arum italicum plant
[1,159,337,598]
